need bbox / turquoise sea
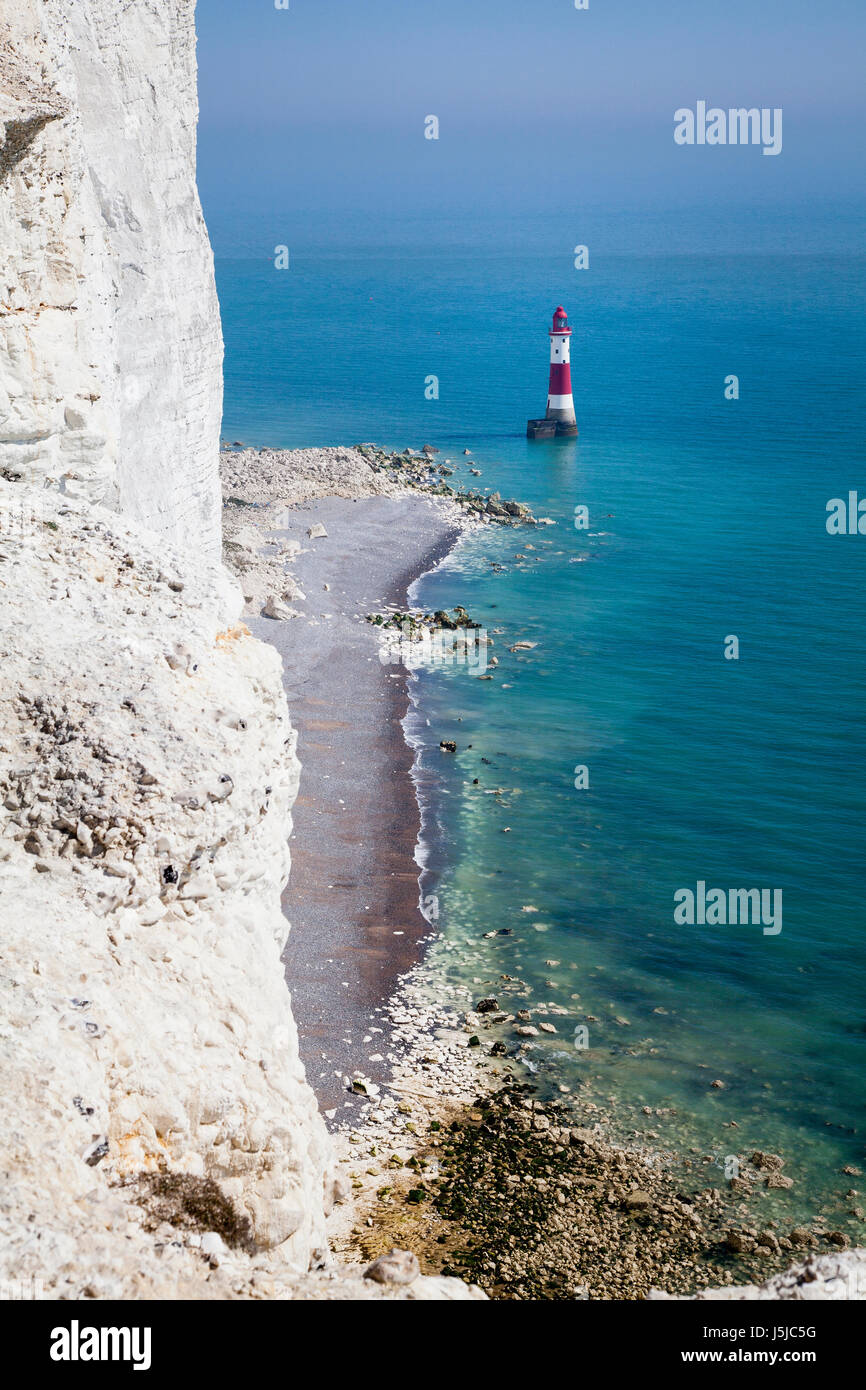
[211,210,866,1233]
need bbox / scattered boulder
[624,1190,653,1212]
[283,577,306,601]
[751,1151,784,1172]
[323,1173,351,1213]
[200,1232,228,1266]
[262,595,300,620]
[724,1229,756,1254]
[789,1228,817,1249]
[756,1230,781,1253]
[348,1075,380,1099]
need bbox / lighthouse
[527,305,578,438]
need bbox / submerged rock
[751,1151,785,1172]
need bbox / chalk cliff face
[0,485,334,1292]
[0,0,222,555]
[0,0,338,1296]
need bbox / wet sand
[248,494,462,1116]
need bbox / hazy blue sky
[196,0,865,253]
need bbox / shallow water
[214,218,866,1234]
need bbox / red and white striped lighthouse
[527,305,578,438]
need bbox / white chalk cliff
[0,0,479,1300]
[0,0,222,554]
[0,485,335,1293]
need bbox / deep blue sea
[212,211,866,1231]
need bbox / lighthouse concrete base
[526,417,578,439]
[526,418,556,439]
